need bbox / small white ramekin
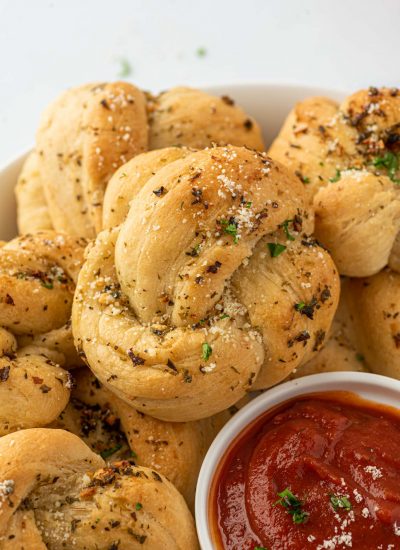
[195,371,400,549]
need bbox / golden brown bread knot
[73,145,339,421]
[0,429,198,549]
[15,152,53,234]
[0,232,87,434]
[0,327,72,435]
[147,86,264,150]
[30,82,264,238]
[36,81,148,238]
[53,368,229,510]
[341,268,400,379]
[269,87,400,277]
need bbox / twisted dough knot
[341,268,400,380]
[270,86,400,277]
[31,82,264,238]
[0,429,198,549]
[54,368,229,510]
[73,146,339,421]
[0,232,86,434]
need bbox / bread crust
[270,87,400,277]
[73,146,339,419]
[0,428,198,548]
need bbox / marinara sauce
[210,392,400,549]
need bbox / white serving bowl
[195,371,400,549]
[0,82,344,240]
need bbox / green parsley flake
[330,494,351,511]
[135,502,142,511]
[279,219,295,241]
[202,342,212,361]
[118,58,132,77]
[267,243,287,257]
[220,313,230,320]
[254,547,268,550]
[196,47,207,57]
[220,219,239,244]
[373,152,400,182]
[355,352,365,362]
[275,488,309,524]
[329,169,341,183]
[100,444,122,459]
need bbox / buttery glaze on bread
[54,368,229,509]
[32,82,265,239]
[269,87,400,277]
[73,146,339,421]
[0,429,198,549]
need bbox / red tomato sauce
[210,392,400,550]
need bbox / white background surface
[1,0,399,167]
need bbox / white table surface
[1,0,399,167]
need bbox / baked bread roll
[73,146,339,421]
[0,232,86,434]
[342,268,400,379]
[36,81,148,238]
[147,86,264,150]
[0,429,198,549]
[32,82,264,239]
[0,327,71,435]
[15,151,53,234]
[53,368,228,509]
[270,87,400,277]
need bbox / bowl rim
[195,371,400,549]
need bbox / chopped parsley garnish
[202,342,212,361]
[275,488,309,524]
[373,151,400,182]
[279,219,295,241]
[118,58,132,77]
[330,494,351,511]
[196,47,207,57]
[100,444,122,459]
[245,201,253,208]
[267,243,287,257]
[135,502,142,511]
[254,547,268,550]
[220,313,230,319]
[130,450,138,459]
[329,169,341,183]
[355,353,365,362]
[220,219,239,244]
